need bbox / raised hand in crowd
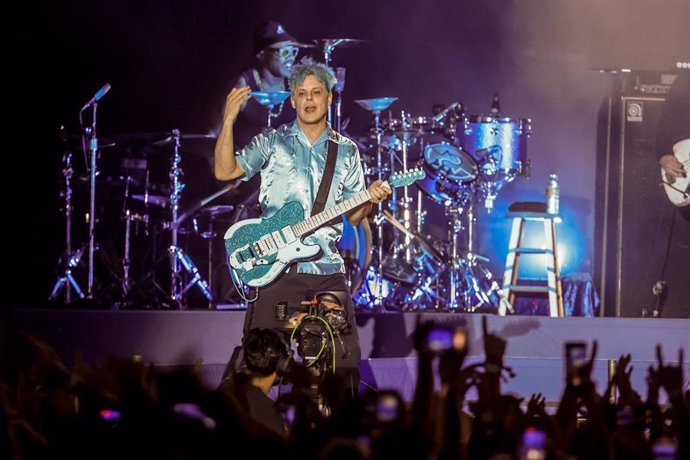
[654,345,689,460]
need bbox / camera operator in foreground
[216,327,293,438]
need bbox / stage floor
[2,308,689,403]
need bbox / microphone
[80,83,111,111]
[433,102,463,123]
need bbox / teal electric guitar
[224,169,425,288]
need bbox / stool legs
[502,217,525,309]
[543,219,564,317]
[502,216,564,317]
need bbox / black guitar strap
[311,139,338,217]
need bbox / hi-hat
[354,97,398,113]
[250,91,291,107]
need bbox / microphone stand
[81,102,100,300]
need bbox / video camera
[275,291,351,372]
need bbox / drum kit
[50,122,229,308]
[342,92,531,312]
[49,37,530,313]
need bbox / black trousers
[241,271,361,394]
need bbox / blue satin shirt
[235,121,367,275]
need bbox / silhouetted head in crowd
[243,327,292,383]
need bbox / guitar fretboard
[292,190,371,237]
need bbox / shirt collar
[285,120,348,146]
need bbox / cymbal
[354,97,398,113]
[250,91,291,108]
[314,38,367,50]
[113,132,217,148]
[131,194,169,207]
[199,205,235,219]
[151,133,217,147]
[58,133,116,149]
[112,132,171,147]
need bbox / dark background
[8,0,688,311]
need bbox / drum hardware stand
[316,39,363,124]
[354,97,398,309]
[49,151,86,302]
[333,67,346,132]
[445,193,513,313]
[192,203,236,309]
[444,204,465,310]
[167,129,213,308]
[392,111,415,263]
[120,176,149,305]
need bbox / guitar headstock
[388,168,426,188]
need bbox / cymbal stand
[49,151,86,302]
[333,67,346,133]
[446,192,513,312]
[322,43,335,124]
[396,111,414,263]
[167,129,213,307]
[121,176,149,304]
[370,111,386,308]
[444,204,464,310]
[354,97,398,308]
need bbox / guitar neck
[293,190,371,237]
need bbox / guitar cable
[661,179,689,198]
[228,263,259,304]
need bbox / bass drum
[337,217,372,294]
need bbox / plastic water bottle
[490,93,501,117]
[546,172,560,214]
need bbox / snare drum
[460,116,530,180]
[416,142,478,205]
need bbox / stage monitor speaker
[595,79,690,318]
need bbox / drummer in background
[214,20,310,149]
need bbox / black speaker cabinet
[595,76,690,318]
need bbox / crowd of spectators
[1,316,687,459]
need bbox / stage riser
[3,310,688,402]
